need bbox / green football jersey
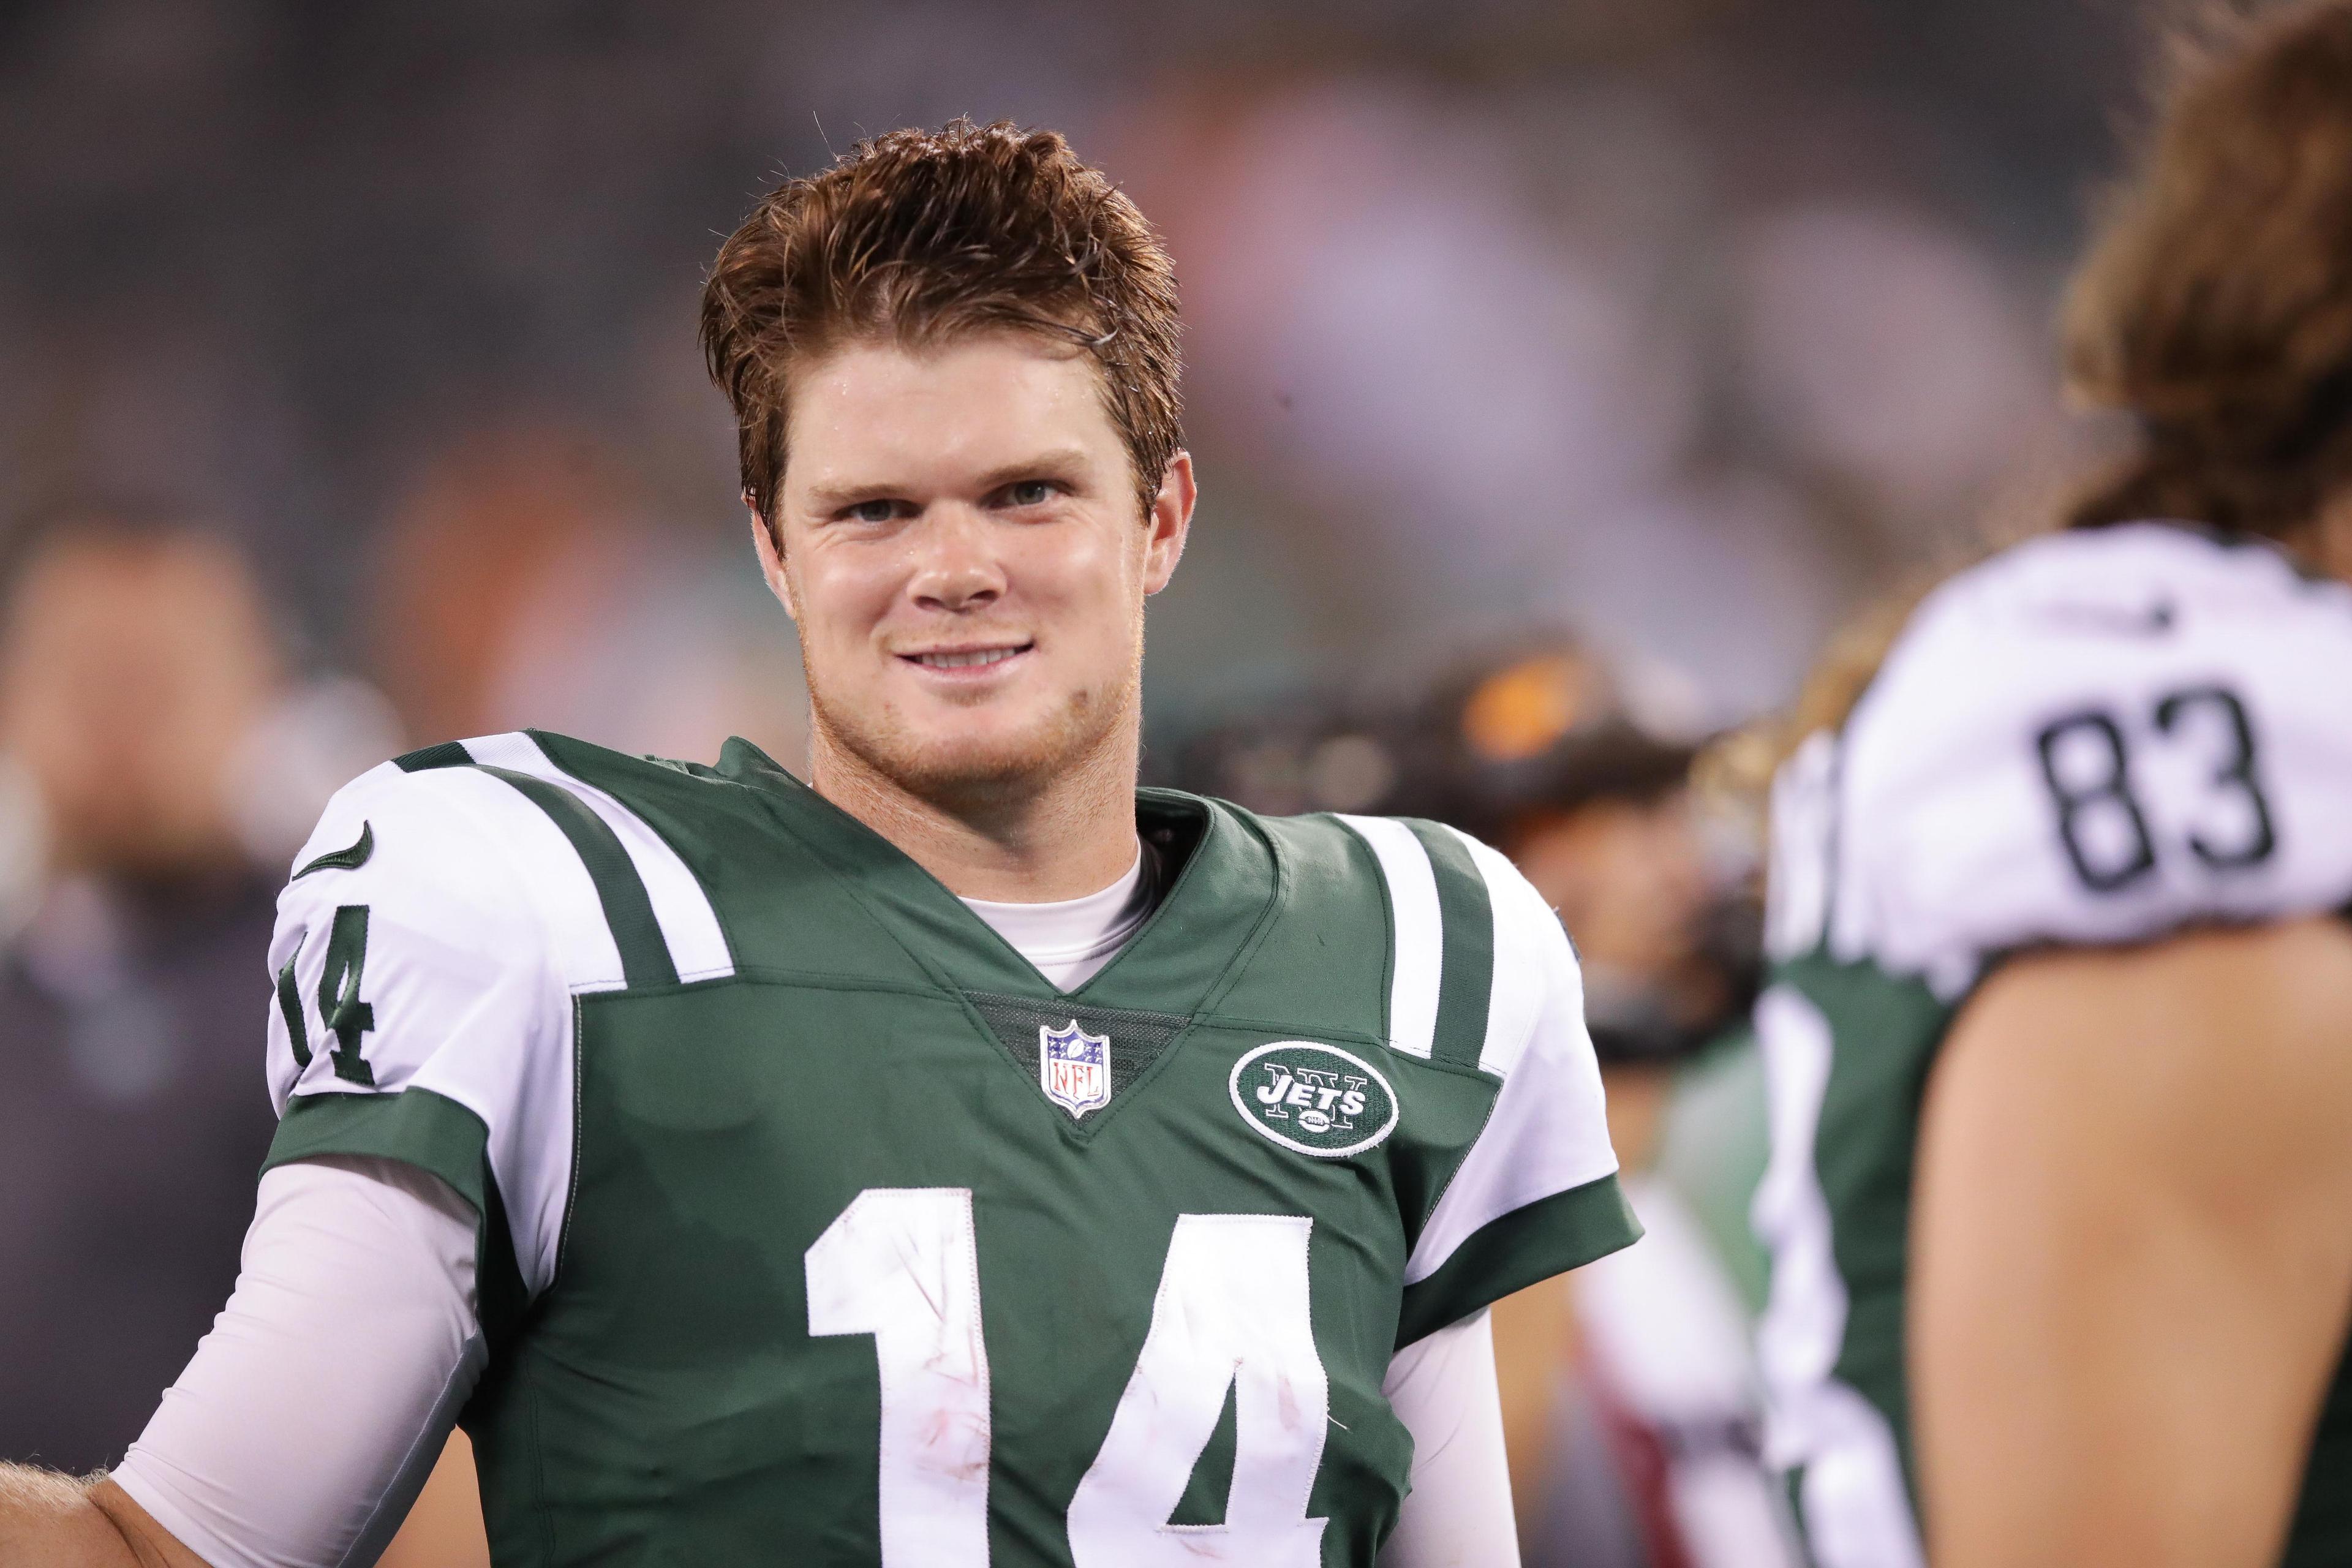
[1755,523,2352,1568]
[262,726,1639,1567]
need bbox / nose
[906,505,1006,613]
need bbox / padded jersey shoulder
[1807,523,2352,994]
[1223,803,1631,1342]
[268,757,619,1115]
[266,752,628,1295]
[1329,810,1584,1080]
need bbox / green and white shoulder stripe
[398,731,734,986]
[264,731,735,1304]
[1337,814,1638,1343]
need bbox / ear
[1141,451,1196,597]
[747,497,799,621]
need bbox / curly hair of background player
[2065,0,2352,539]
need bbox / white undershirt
[113,846,1517,1567]
[959,841,1155,991]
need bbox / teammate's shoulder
[1981,517,2337,606]
[1806,522,2352,987]
[1867,523,2352,722]
[1845,522,2350,790]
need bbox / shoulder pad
[1802,525,2352,992]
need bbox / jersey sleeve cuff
[265,1088,492,1221]
[1394,1170,1642,1348]
[110,1456,276,1568]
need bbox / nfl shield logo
[1039,1020,1111,1118]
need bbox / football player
[1423,646,1793,1567]
[1752,7,2352,1566]
[0,121,1639,1566]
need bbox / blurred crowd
[1,0,2139,729]
[0,0,2173,1560]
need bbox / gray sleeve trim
[337,1330,489,1568]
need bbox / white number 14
[805,1188,1330,1566]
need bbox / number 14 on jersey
[805,1188,1332,1566]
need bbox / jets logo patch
[1229,1042,1398,1158]
[1039,1020,1111,1118]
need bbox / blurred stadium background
[0,0,2169,1560]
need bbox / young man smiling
[0,121,1638,1567]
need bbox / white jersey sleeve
[1803,523,2352,994]
[1339,817,1642,1346]
[266,743,638,1299]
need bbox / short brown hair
[699,119,1183,527]
[2063,0,2352,538]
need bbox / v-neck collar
[714,737,1283,1013]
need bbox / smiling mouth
[902,643,1033,670]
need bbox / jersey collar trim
[711,739,1283,1012]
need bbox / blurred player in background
[1436,647,1796,1568]
[1752,6,2352,1566]
[0,507,396,1473]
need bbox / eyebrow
[799,448,1094,514]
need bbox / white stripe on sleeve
[1444,827,1553,1080]
[1403,911,1618,1286]
[462,731,736,982]
[1336,815,1443,1060]
[404,763,628,993]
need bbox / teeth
[915,647,1023,669]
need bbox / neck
[1599,1064,1670,1173]
[807,718,1143,903]
[2301,492,2352,585]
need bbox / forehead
[14,533,244,624]
[782,331,1121,489]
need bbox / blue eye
[1006,481,1054,507]
[846,499,899,524]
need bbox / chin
[819,690,1120,809]
[892,731,1063,800]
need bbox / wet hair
[2064,0,2352,538]
[699,118,1184,530]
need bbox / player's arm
[1,758,581,1568]
[0,1469,206,1567]
[1911,916,2352,1568]
[0,1153,481,1568]
[1361,825,1642,1566]
[1379,1310,1519,1568]
[1386,827,1641,1349]
[374,1432,490,1568]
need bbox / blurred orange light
[1460,654,1594,763]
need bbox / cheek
[793,548,899,647]
[1017,527,1142,635]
